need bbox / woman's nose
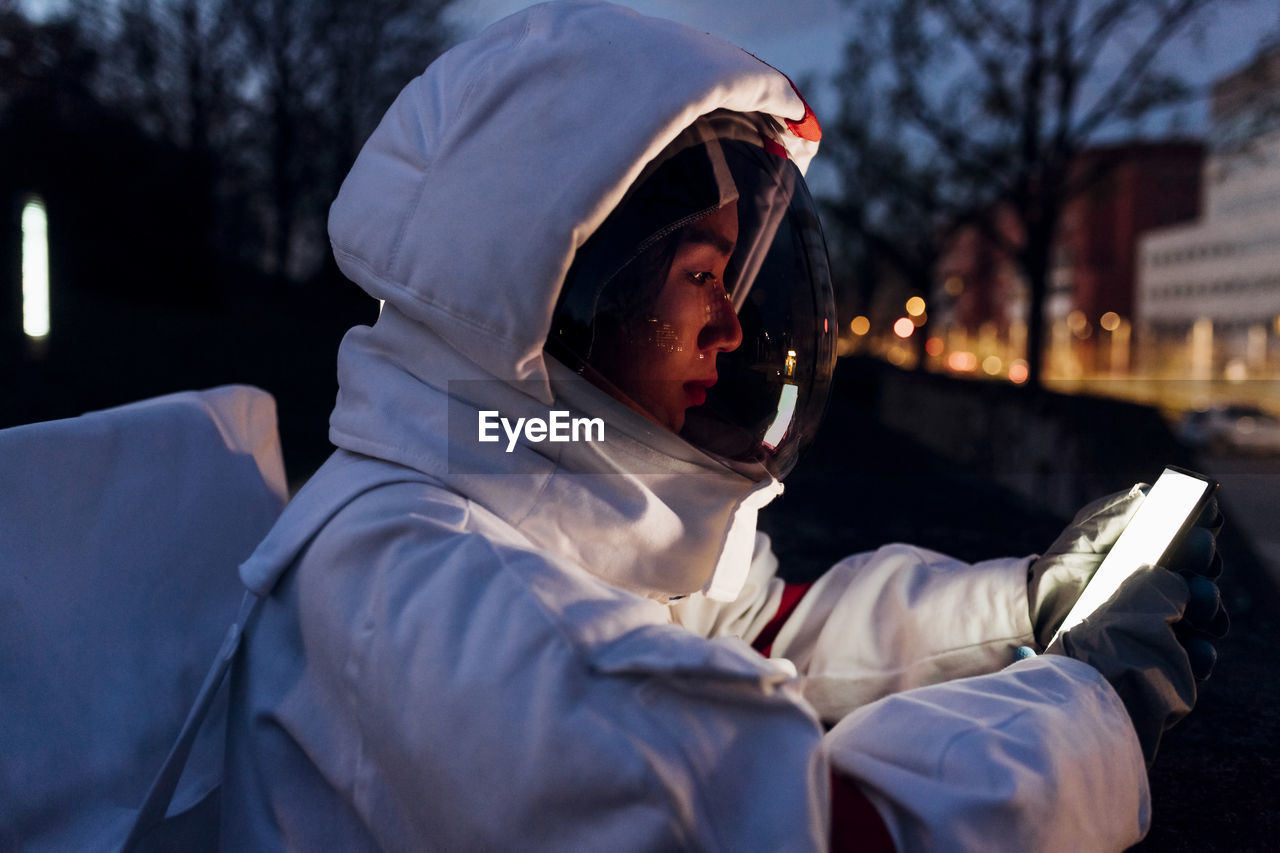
[698,296,743,353]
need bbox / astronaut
[221,3,1223,850]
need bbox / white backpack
[0,386,288,852]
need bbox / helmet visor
[547,113,836,480]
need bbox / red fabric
[740,50,823,142]
[830,772,896,852]
[752,581,813,657]
[783,80,822,142]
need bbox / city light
[925,337,945,357]
[1009,360,1029,384]
[850,315,870,336]
[893,317,915,338]
[1067,309,1091,338]
[943,276,964,297]
[982,356,1003,375]
[1191,317,1214,380]
[1100,311,1121,332]
[22,196,50,340]
[947,351,978,372]
[906,296,926,317]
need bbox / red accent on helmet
[739,50,824,143]
[784,80,822,142]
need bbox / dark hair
[549,224,685,365]
[547,135,724,370]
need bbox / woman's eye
[689,271,715,285]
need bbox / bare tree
[829,0,1244,386]
[226,0,455,281]
[60,0,253,286]
[824,35,966,361]
[46,0,455,284]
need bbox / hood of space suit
[323,0,829,603]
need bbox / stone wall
[839,357,1197,518]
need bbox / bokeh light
[1068,309,1091,338]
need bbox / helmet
[547,111,836,480]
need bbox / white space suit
[221,3,1149,849]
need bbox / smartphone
[1050,466,1218,645]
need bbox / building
[934,141,1204,378]
[1054,143,1205,330]
[1136,43,1280,380]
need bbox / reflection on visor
[762,383,798,451]
[546,110,836,480]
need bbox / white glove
[1027,485,1146,649]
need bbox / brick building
[933,141,1204,377]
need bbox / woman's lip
[684,378,716,407]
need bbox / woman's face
[598,203,743,432]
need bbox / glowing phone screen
[1051,467,1216,645]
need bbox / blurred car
[1177,404,1280,455]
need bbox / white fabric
[224,455,825,851]
[827,655,1149,852]
[0,386,287,852]
[324,307,772,602]
[669,530,789,638]
[770,546,1038,721]
[327,0,816,395]
[222,2,1152,850]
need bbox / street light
[22,195,50,341]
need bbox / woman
[221,3,1221,849]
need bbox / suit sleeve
[824,653,1150,852]
[768,544,1037,721]
[672,534,1148,851]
